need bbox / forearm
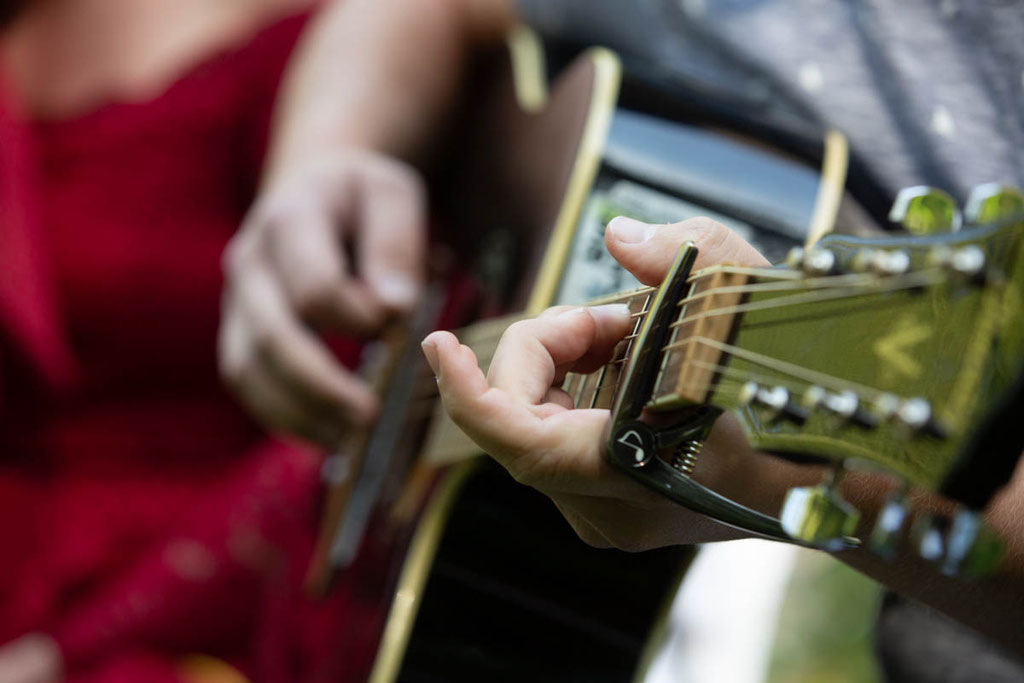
[740,447,1024,654]
[835,460,1024,655]
[264,0,518,186]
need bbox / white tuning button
[802,248,836,277]
[896,398,932,431]
[756,385,790,414]
[950,245,986,279]
[738,381,760,406]
[942,509,1005,578]
[872,250,911,276]
[824,390,859,419]
[912,515,948,561]
[869,494,909,559]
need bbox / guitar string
[564,347,874,412]
[406,301,649,404]
[403,267,928,406]
[436,268,937,364]
[425,267,796,354]
[677,271,889,305]
[405,335,888,422]
[672,336,885,401]
[687,265,804,283]
[669,269,943,329]
[408,299,877,407]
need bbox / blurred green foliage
[767,549,881,683]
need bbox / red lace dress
[0,12,357,682]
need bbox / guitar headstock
[610,184,1024,571]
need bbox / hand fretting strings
[403,262,923,417]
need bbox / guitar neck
[429,212,1024,501]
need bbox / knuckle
[365,158,425,198]
[444,398,476,432]
[539,305,572,319]
[502,319,535,341]
[685,216,733,255]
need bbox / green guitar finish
[715,218,1024,492]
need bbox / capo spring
[671,439,702,477]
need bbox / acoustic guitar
[306,28,1022,683]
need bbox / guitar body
[312,30,851,683]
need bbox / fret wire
[572,372,589,406]
[561,297,652,402]
[587,366,607,409]
[452,288,653,354]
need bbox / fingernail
[588,303,631,322]
[608,216,656,244]
[376,275,418,308]
[421,338,439,375]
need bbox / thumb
[604,216,769,286]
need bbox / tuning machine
[911,510,1004,578]
[738,382,808,425]
[964,183,1024,225]
[889,186,962,235]
[780,466,861,550]
[850,248,911,276]
[869,492,910,559]
[785,246,839,277]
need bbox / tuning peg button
[950,245,986,279]
[781,484,861,548]
[869,494,909,559]
[889,186,962,235]
[853,249,911,276]
[942,509,1005,578]
[964,183,1024,224]
[912,514,949,561]
[739,383,809,425]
